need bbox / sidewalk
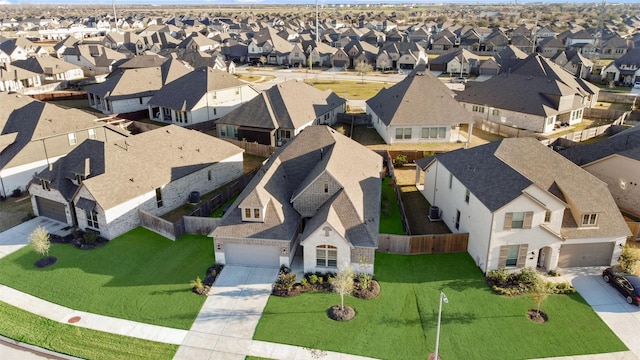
[0,217,70,259]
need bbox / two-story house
[415,137,630,272]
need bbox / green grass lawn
[254,252,626,360]
[380,177,405,235]
[211,195,238,218]
[0,301,177,360]
[0,228,212,329]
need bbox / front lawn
[0,301,177,360]
[0,228,212,329]
[254,252,626,360]
[303,80,388,100]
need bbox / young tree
[355,62,373,84]
[333,264,354,311]
[29,226,50,258]
[259,55,267,67]
[530,277,551,317]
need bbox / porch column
[467,123,473,144]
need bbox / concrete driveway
[0,217,69,259]
[561,267,640,359]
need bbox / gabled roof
[212,126,381,247]
[148,66,245,111]
[216,80,345,130]
[367,64,473,127]
[559,125,640,165]
[88,57,190,100]
[430,48,479,65]
[116,54,168,69]
[45,125,243,210]
[420,137,629,238]
[12,55,81,74]
[456,73,576,117]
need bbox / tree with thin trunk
[355,61,373,84]
[530,277,551,317]
[29,226,50,258]
[259,55,267,67]
[333,264,354,311]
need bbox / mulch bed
[50,232,108,250]
[353,279,381,299]
[191,263,224,296]
[34,256,57,268]
[273,278,381,299]
[527,309,548,323]
[327,305,356,321]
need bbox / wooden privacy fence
[29,91,87,101]
[378,233,469,255]
[139,209,185,240]
[597,92,638,104]
[337,113,371,126]
[224,139,276,157]
[183,216,222,235]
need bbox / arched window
[316,245,337,268]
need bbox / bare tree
[530,277,551,317]
[355,61,373,84]
[333,264,354,311]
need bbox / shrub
[517,267,539,288]
[393,154,408,167]
[486,268,510,286]
[29,226,50,258]
[309,274,319,285]
[83,231,98,244]
[549,282,576,294]
[11,187,22,198]
[190,277,204,291]
[300,278,308,287]
[357,272,373,290]
[274,273,297,292]
[619,245,640,274]
[547,269,560,277]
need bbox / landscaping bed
[254,252,626,360]
[0,227,212,329]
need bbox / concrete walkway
[175,265,378,360]
[0,217,70,259]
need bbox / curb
[0,334,83,360]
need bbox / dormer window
[245,208,251,218]
[41,179,50,191]
[581,213,598,227]
[254,209,260,218]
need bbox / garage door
[35,197,67,223]
[225,243,280,268]
[558,243,615,267]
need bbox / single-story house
[211,125,382,274]
[28,125,244,239]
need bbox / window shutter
[517,244,528,268]
[498,245,508,268]
[524,212,533,229]
[503,213,513,230]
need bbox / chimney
[84,158,90,177]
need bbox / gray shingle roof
[216,80,345,130]
[212,125,381,247]
[147,66,245,111]
[559,125,640,165]
[366,64,474,127]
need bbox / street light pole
[434,291,448,360]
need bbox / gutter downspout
[484,212,494,274]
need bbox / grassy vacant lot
[304,80,388,100]
[379,177,404,235]
[0,228,212,329]
[254,252,626,360]
[0,301,176,360]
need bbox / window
[505,245,519,267]
[176,111,187,123]
[155,188,163,208]
[511,212,525,229]
[455,210,461,230]
[316,245,337,267]
[421,127,447,139]
[254,208,260,218]
[139,97,143,104]
[68,133,77,145]
[464,189,470,203]
[88,128,96,139]
[449,173,453,189]
[245,208,251,218]
[544,210,552,223]
[546,117,554,125]
[86,209,99,229]
[581,213,598,226]
[491,109,500,116]
[472,105,485,113]
[41,179,50,191]
[395,128,411,140]
[162,107,171,118]
[503,211,533,230]
[213,108,217,115]
[208,170,212,181]
[324,183,329,193]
